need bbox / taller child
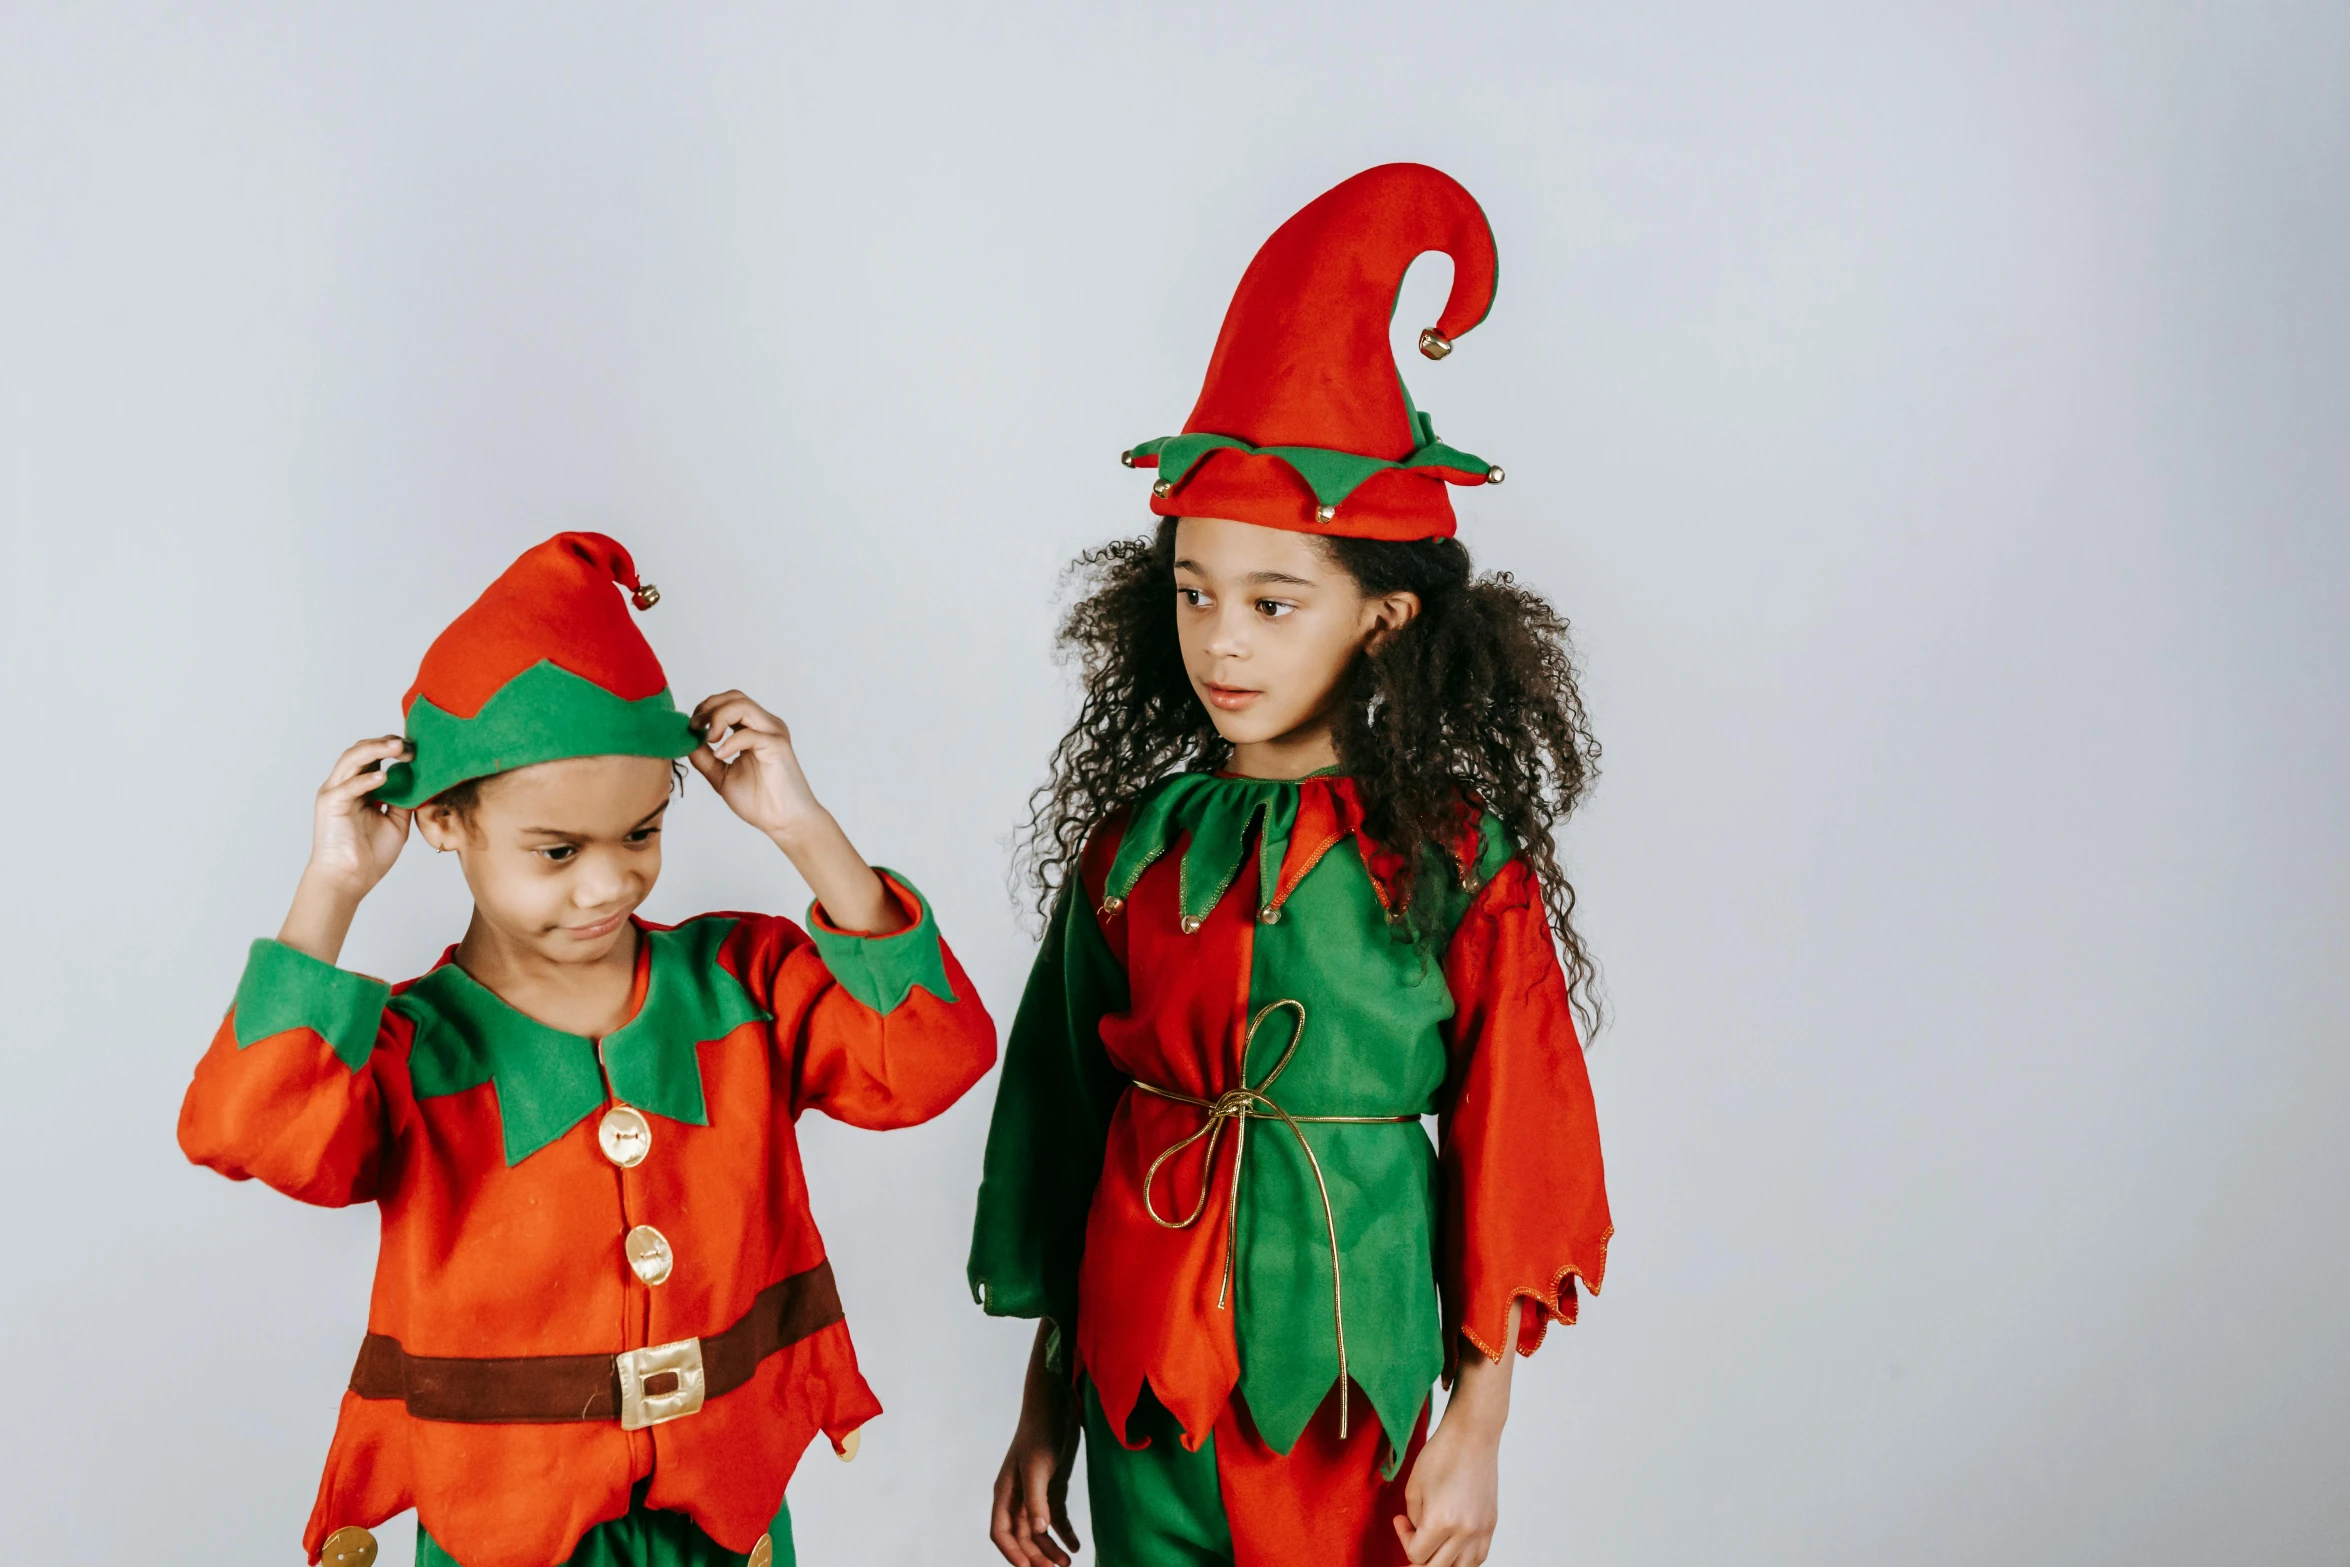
[969,165,1613,1567]
[180,533,996,1567]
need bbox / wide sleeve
[177,938,406,1208]
[746,869,998,1130]
[965,842,1131,1354]
[1437,854,1613,1365]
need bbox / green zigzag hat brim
[1125,432,1494,507]
[371,659,700,808]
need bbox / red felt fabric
[1183,164,1496,464]
[1436,858,1613,1363]
[402,532,669,719]
[1215,1386,1428,1567]
[177,908,995,1567]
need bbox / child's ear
[415,804,461,853]
[1364,590,1422,652]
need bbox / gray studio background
[4,4,2346,1563]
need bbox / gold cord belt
[1129,998,1414,1440]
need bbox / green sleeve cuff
[231,939,392,1070]
[806,869,959,1016]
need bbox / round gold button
[624,1224,674,1286]
[747,1537,774,1567]
[598,1105,652,1168]
[322,1526,379,1567]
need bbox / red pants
[1084,1381,1429,1567]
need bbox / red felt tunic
[182,877,994,1567]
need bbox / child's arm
[179,737,415,1204]
[689,690,995,1129]
[1401,849,1612,1567]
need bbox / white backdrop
[4,4,2347,1564]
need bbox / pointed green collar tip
[391,917,771,1166]
[1105,774,1353,926]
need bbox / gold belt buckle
[616,1337,707,1431]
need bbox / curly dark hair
[1019,515,1604,1032]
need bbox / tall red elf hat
[1123,163,1504,542]
[372,532,699,807]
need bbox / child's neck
[1226,722,1342,781]
[454,913,642,1040]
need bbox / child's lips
[566,911,628,940]
[1204,683,1262,712]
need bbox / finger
[687,746,728,787]
[1008,1506,1052,1567]
[1049,1489,1083,1555]
[326,736,410,788]
[989,1471,1029,1567]
[383,805,415,832]
[1022,1459,1070,1566]
[326,763,401,803]
[1394,1516,1419,1558]
[688,691,749,732]
[696,695,785,742]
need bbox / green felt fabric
[1124,430,1494,507]
[373,659,700,808]
[1104,772,1313,924]
[966,884,1131,1369]
[804,871,957,1014]
[232,939,393,1071]
[1234,840,1452,1465]
[417,1483,793,1567]
[393,917,771,1167]
[1083,1381,1233,1567]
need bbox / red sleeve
[1437,856,1613,1362]
[725,871,998,1131]
[177,939,407,1208]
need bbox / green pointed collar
[1101,771,1358,928]
[391,916,771,1166]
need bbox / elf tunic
[180,873,994,1567]
[967,774,1611,1541]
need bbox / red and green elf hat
[1123,162,1504,543]
[371,532,699,808]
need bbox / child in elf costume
[968,165,1613,1567]
[180,533,996,1567]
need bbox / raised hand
[278,736,414,964]
[687,690,904,935]
[688,691,823,841]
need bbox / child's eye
[1255,600,1295,619]
[626,827,660,844]
[538,844,578,863]
[1178,587,1212,609]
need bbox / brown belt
[349,1259,843,1429]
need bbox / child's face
[1171,515,1419,754]
[417,754,674,966]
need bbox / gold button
[625,1224,674,1286]
[322,1526,379,1567]
[748,1538,774,1567]
[598,1105,652,1168]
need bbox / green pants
[417,1483,794,1567]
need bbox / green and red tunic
[180,873,994,1567]
[967,773,1612,1468]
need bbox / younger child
[181,532,996,1567]
[969,165,1612,1567]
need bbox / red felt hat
[1124,163,1506,542]
[373,532,698,806]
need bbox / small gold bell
[1259,906,1282,925]
[1098,895,1125,918]
[1418,328,1453,361]
[1484,467,1506,485]
[1180,914,1204,934]
[1152,480,1174,498]
[1314,504,1337,523]
[632,584,661,609]
[1120,450,1137,468]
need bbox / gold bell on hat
[1152,479,1174,498]
[321,1526,379,1567]
[632,583,661,610]
[1417,327,1453,360]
